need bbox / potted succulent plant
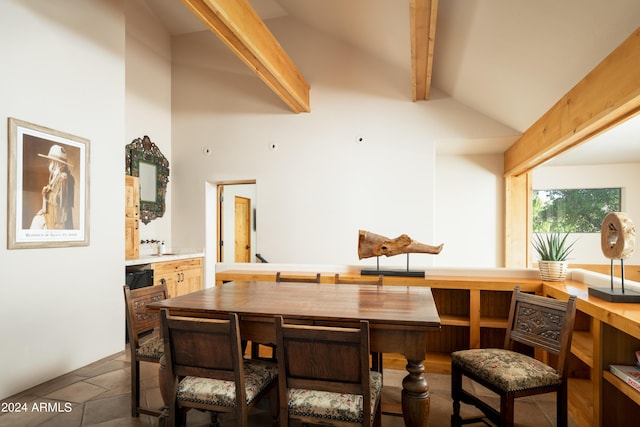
[532,232,576,281]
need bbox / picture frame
[7,118,90,249]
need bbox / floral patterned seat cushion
[287,371,382,423]
[451,348,561,392]
[135,334,163,360]
[176,360,277,407]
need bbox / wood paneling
[504,29,640,270]
[504,172,531,267]
[181,0,310,113]
[504,28,640,176]
[410,0,438,101]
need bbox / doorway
[216,182,257,263]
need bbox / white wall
[435,154,505,267]
[0,0,125,400]
[533,163,640,265]
[125,0,173,253]
[169,17,516,285]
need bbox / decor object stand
[589,212,640,302]
[362,253,427,277]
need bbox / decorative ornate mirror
[125,135,169,224]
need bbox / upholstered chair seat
[451,349,561,393]
[136,335,164,359]
[287,371,382,423]
[176,360,277,407]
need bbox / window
[532,188,621,233]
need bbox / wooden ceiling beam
[181,0,310,113]
[410,0,438,101]
[504,27,640,176]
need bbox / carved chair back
[123,283,168,417]
[504,288,577,377]
[124,284,168,360]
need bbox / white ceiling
[140,0,640,166]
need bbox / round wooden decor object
[601,212,635,260]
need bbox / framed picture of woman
[7,118,90,249]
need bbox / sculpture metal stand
[588,212,640,302]
[358,230,443,277]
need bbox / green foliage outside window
[532,188,621,233]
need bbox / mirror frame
[125,135,170,224]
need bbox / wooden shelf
[571,330,594,367]
[479,316,508,329]
[603,370,640,406]
[440,314,470,327]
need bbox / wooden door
[125,176,140,259]
[234,196,251,262]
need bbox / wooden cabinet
[152,257,203,298]
[544,281,640,427]
[125,176,139,260]
[600,323,640,427]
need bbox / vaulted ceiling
[141,0,640,164]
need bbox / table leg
[401,359,429,427]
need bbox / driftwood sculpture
[358,230,443,259]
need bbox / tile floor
[0,349,577,427]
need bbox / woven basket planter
[538,260,568,281]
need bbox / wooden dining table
[147,280,441,427]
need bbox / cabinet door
[152,258,203,298]
[125,176,139,218]
[125,218,139,260]
[181,267,202,294]
[125,176,139,259]
[154,272,179,298]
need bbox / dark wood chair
[451,286,577,427]
[159,310,278,427]
[274,316,382,427]
[123,283,168,417]
[334,273,384,374]
[275,272,321,283]
[251,271,322,360]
